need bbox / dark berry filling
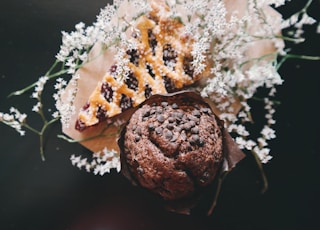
[127,49,139,66]
[183,56,194,77]
[96,106,107,121]
[109,64,117,76]
[120,94,133,110]
[146,63,155,79]
[101,82,113,102]
[163,44,177,68]
[148,29,157,54]
[75,119,86,131]
[144,85,152,99]
[163,76,177,93]
[125,72,139,91]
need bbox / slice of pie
[75,1,209,131]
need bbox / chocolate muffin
[119,92,224,201]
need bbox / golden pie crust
[75,1,210,131]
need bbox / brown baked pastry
[119,91,224,201]
[75,1,209,131]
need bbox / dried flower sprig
[1,0,319,178]
[70,148,121,175]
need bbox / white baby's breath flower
[258,137,268,147]
[235,136,247,149]
[254,146,273,164]
[32,76,49,99]
[0,108,27,136]
[261,125,276,140]
[32,102,41,113]
[3,0,319,166]
[70,148,120,175]
[53,74,79,128]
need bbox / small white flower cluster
[52,74,79,128]
[281,1,317,42]
[31,76,49,99]
[0,107,27,136]
[70,148,121,175]
[31,76,49,113]
[1,0,319,165]
[226,96,277,164]
[56,22,92,74]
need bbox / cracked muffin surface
[122,96,224,200]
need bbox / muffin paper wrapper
[118,91,246,215]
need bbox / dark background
[0,1,319,229]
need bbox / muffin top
[121,93,224,200]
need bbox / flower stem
[7,61,69,98]
[251,150,268,194]
[57,131,118,143]
[277,54,320,70]
[23,123,41,135]
[38,117,60,161]
[207,170,229,216]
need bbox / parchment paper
[61,0,283,154]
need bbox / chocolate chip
[180,132,187,141]
[157,114,165,123]
[166,123,174,130]
[155,127,163,134]
[200,107,211,114]
[164,130,173,140]
[192,110,201,118]
[174,112,183,122]
[187,114,199,122]
[191,126,199,134]
[161,101,169,107]
[183,123,191,131]
[168,116,175,123]
[135,136,141,142]
[156,106,163,114]
[198,137,204,146]
[148,123,155,131]
[190,134,204,146]
[190,134,200,145]
[172,103,179,109]
[150,108,156,115]
[143,111,150,117]
[174,126,182,133]
[170,133,178,142]
[189,120,196,128]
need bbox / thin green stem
[251,150,268,194]
[37,104,47,124]
[39,133,46,161]
[45,59,60,76]
[207,170,229,216]
[7,69,67,98]
[22,123,41,135]
[38,117,60,161]
[239,52,277,68]
[301,0,313,14]
[277,54,320,70]
[57,131,118,144]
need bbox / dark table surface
[0,1,319,230]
